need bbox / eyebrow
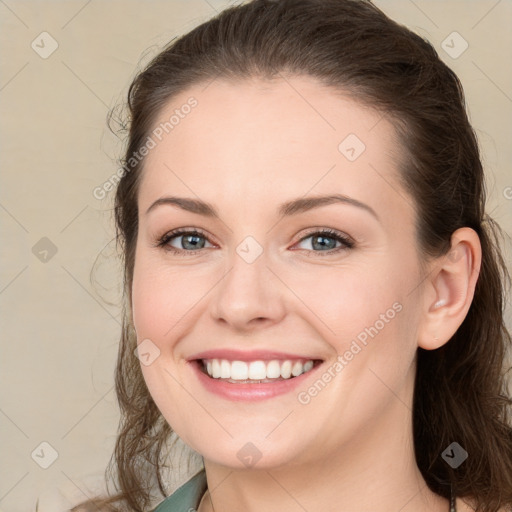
[145,194,379,221]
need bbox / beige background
[1,1,511,511]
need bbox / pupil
[313,235,335,250]
[183,234,204,250]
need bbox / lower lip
[189,360,323,401]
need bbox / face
[131,76,425,470]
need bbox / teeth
[202,358,317,381]
[212,359,221,378]
[248,361,266,380]
[266,360,281,379]
[220,359,231,378]
[280,360,292,379]
[231,361,248,380]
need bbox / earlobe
[417,227,482,351]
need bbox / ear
[417,227,482,350]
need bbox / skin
[131,76,482,512]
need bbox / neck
[198,365,449,512]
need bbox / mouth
[188,354,325,401]
[197,357,323,383]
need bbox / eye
[155,227,354,257]
[293,229,354,256]
[156,228,215,255]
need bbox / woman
[73,0,512,510]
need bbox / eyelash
[155,227,355,257]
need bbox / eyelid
[294,227,354,245]
[155,227,216,250]
[156,226,355,255]
[291,227,355,254]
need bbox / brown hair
[73,0,512,510]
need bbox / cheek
[282,258,419,397]
[131,256,201,440]
[131,272,168,345]
[277,261,408,343]
[131,254,202,346]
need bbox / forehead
[138,76,412,223]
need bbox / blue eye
[157,229,213,254]
[156,228,354,256]
[294,229,354,255]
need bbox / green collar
[151,469,207,512]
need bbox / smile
[201,358,317,382]
[189,355,324,401]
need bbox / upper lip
[188,349,323,362]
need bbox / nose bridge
[209,234,285,328]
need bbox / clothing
[151,469,207,512]
[150,469,457,511]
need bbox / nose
[209,246,287,332]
